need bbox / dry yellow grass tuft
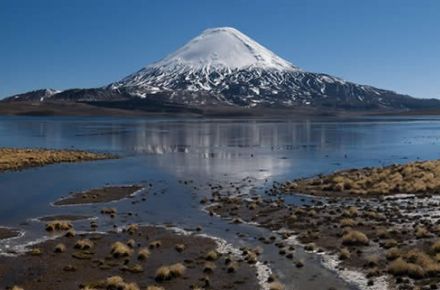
[386,247,401,260]
[111,241,133,258]
[0,148,112,172]
[169,263,186,277]
[282,159,440,196]
[137,248,151,260]
[11,286,24,290]
[155,263,186,281]
[375,228,389,239]
[342,230,369,245]
[65,229,76,237]
[149,240,162,249]
[339,248,351,260]
[227,261,239,273]
[205,250,219,261]
[383,239,398,249]
[99,276,139,290]
[175,243,186,253]
[29,248,42,256]
[388,257,425,278]
[54,243,66,253]
[74,239,94,250]
[126,239,136,248]
[269,281,285,290]
[45,220,72,232]
[432,240,440,252]
[81,276,140,290]
[415,226,430,238]
[344,207,359,217]
[155,266,172,281]
[127,224,139,235]
[203,261,216,273]
[340,218,356,227]
[100,207,117,215]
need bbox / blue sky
[1,0,439,99]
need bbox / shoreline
[0,225,263,290]
[0,148,115,173]
[53,185,145,206]
[202,160,440,290]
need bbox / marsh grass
[137,248,151,260]
[203,261,216,273]
[432,240,440,252]
[45,220,72,232]
[0,148,112,172]
[339,248,350,260]
[54,243,66,253]
[175,243,185,253]
[74,239,94,250]
[169,263,186,277]
[226,262,239,273]
[149,240,162,249]
[284,160,440,196]
[205,250,219,261]
[341,230,369,245]
[269,281,285,290]
[155,266,172,281]
[386,247,401,260]
[111,241,133,258]
[126,224,139,235]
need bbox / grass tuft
[74,239,94,250]
[341,230,369,245]
[111,241,133,258]
[54,243,66,253]
[45,220,72,232]
[137,248,151,260]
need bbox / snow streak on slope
[109,27,409,108]
[109,27,302,100]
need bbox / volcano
[5,27,439,113]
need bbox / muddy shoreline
[203,168,440,289]
[0,225,261,290]
[54,185,144,206]
[0,227,20,241]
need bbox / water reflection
[0,116,440,183]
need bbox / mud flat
[38,215,92,222]
[0,148,114,172]
[54,185,144,206]
[203,165,440,290]
[278,159,440,197]
[0,225,260,290]
[0,227,20,240]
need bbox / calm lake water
[1,115,440,289]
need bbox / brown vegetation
[0,148,113,172]
[280,160,440,196]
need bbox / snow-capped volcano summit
[7,27,440,112]
[109,27,302,102]
[150,27,298,71]
[108,27,422,109]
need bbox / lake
[1,115,440,289]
